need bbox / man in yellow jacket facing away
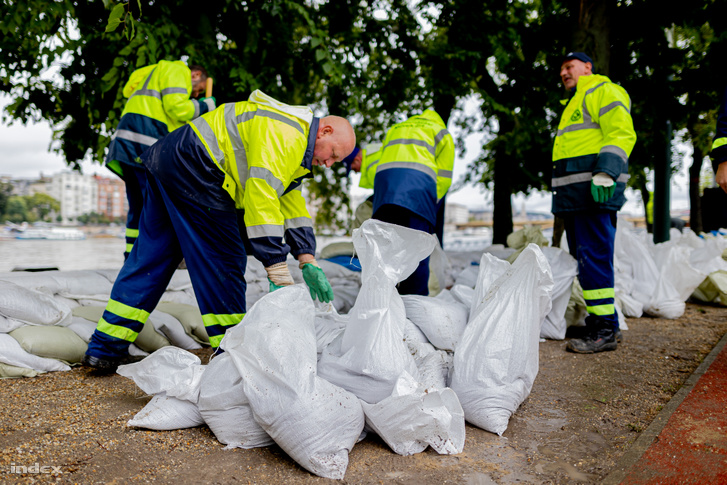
[83,90,355,372]
[343,110,454,295]
[552,52,636,354]
[106,61,216,258]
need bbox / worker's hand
[716,161,727,194]
[300,259,334,303]
[199,97,216,113]
[265,262,294,293]
[591,172,616,203]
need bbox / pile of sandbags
[0,269,208,377]
[117,220,556,479]
[614,220,727,319]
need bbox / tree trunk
[689,145,704,233]
[569,0,612,75]
[492,119,514,245]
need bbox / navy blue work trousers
[563,211,618,330]
[86,172,247,359]
[373,204,433,296]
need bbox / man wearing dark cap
[551,52,637,353]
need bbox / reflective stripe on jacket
[188,97,316,265]
[551,74,636,213]
[372,110,455,224]
[106,61,205,174]
[358,142,383,189]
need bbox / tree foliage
[2,0,726,238]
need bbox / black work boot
[566,316,618,354]
[82,354,145,374]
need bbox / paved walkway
[603,331,727,484]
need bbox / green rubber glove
[268,278,285,292]
[301,263,335,302]
[590,181,616,203]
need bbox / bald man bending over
[83,90,355,372]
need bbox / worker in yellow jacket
[552,52,636,354]
[343,111,455,295]
[83,90,355,372]
[106,61,216,258]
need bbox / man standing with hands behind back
[551,52,637,353]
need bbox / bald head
[312,116,356,168]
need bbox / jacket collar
[301,117,319,171]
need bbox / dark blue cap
[562,51,593,66]
[341,146,361,176]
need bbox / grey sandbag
[9,326,88,364]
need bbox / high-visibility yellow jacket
[551,74,636,213]
[142,91,317,266]
[372,110,455,225]
[106,60,211,176]
[711,85,727,174]
[358,142,383,190]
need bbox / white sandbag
[644,244,707,319]
[361,371,465,456]
[450,284,475,311]
[158,290,197,306]
[614,222,659,312]
[128,344,149,357]
[222,285,365,480]
[149,310,202,350]
[0,315,24,333]
[450,244,553,436]
[117,347,205,403]
[313,303,347,355]
[454,264,479,288]
[415,349,453,391]
[0,280,72,326]
[469,253,511,321]
[429,239,454,295]
[127,392,204,430]
[166,270,193,291]
[0,333,71,373]
[539,247,579,340]
[401,295,468,352]
[197,352,273,449]
[53,294,80,310]
[318,220,436,404]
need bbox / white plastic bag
[318,220,436,404]
[222,285,364,480]
[450,244,553,436]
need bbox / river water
[0,238,127,273]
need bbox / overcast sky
[1,93,693,216]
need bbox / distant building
[46,171,98,225]
[469,208,493,222]
[95,175,127,219]
[445,203,469,224]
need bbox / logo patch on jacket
[570,110,582,122]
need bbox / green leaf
[105,18,122,32]
[315,49,326,62]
